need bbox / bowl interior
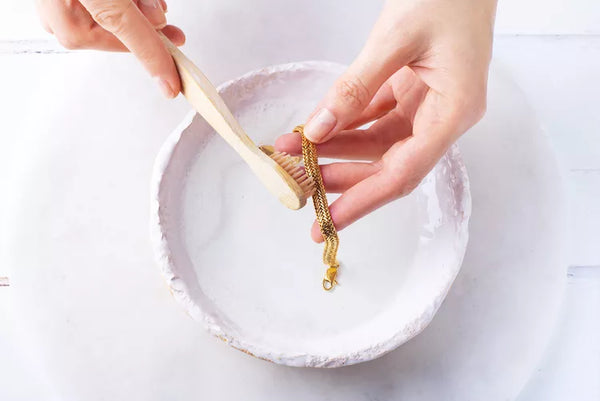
[153,62,470,367]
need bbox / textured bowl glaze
[150,61,471,367]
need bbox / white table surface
[1,1,599,400]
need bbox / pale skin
[35,0,185,98]
[37,0,497,243]
[276,0,497,242]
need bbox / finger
[52,24,183,53]
[88,24,128,50]
[302,59,395,144]
[40,0,95,49]
[275,111,413,161]
[343,81,395,130]
[310,165,401,243]
[310,89,461,243]
[159,0,167,12]
[54,24,182,54]
[346,67,424,130]
[308,139,416,243]
[303,9,423,143]
[161,25,185,46]
[80,0,181,98]
[319,162,381,193]
[136,0,166,29]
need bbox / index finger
[310,88,467,242]
[80,0,180,97]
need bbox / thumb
[81,0,180,98]
[304,6,422,144]
[303,61,382,143]
[304,52,411,144]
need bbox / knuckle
[90,1,131,34]
[452,85,488,127]
[382,157,423,199]
[335,76,371,110]
[392,173,419,198]
[376,169,412,199]
[56,33,86,50]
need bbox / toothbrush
[159,33,314,210]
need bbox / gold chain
[293,125,340,291]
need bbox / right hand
[276,0,495,242]
[35,0,185,98]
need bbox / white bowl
[150,61,471,367]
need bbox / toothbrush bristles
[268,151,315,197]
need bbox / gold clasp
[322,265,339,291]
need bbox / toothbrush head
[259,145,315,209]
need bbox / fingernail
[156,77,175,99]
[140,0,167,28]
[140,0,160,8]
[304,108,336,143]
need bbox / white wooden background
[1,1,598,400]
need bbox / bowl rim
[150,60,472,368]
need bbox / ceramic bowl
[150,61,471,367]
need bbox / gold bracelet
[293,125,340,291]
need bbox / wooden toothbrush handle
[159,33,258,157]
[158,34,309,211]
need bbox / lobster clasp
[322,265,339,291]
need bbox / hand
[276,0,496,242]
[35,0,185,98]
